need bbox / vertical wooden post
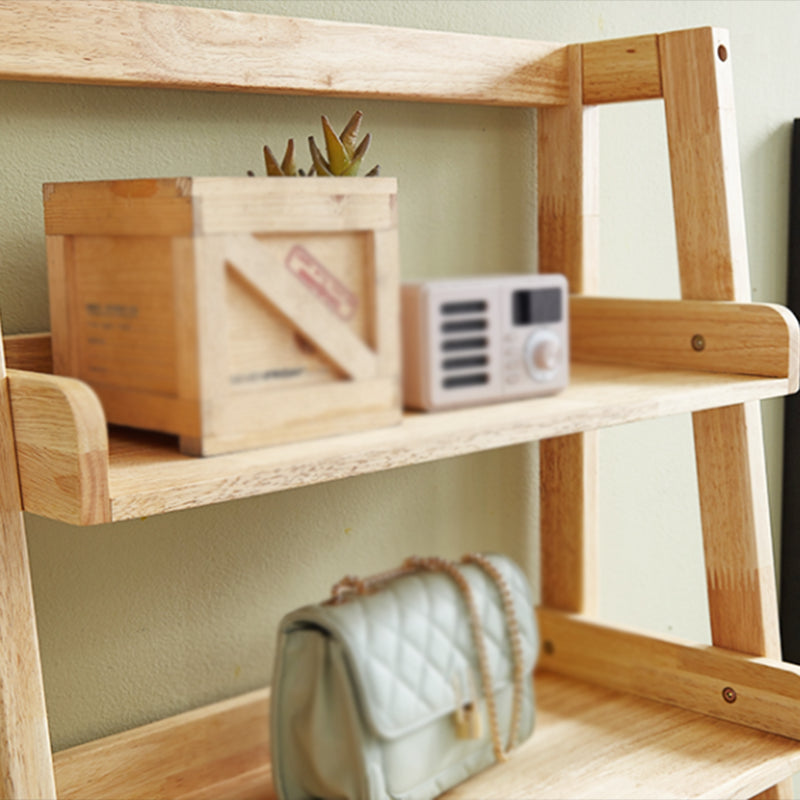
[538,44,601,614]
[0,329,57,798]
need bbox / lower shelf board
[52,669,800,800]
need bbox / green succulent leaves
[262,111,380,177]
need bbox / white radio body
[401,274,569,410]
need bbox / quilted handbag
[270,553,538,800]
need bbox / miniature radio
[401,274,569,410]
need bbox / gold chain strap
[328,554,527,763]
[403,555,526,763]
[461,553,526,751]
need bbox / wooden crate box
[44,176,401,456]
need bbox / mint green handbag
[270,553,538,800]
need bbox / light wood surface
[0,0,568,107]
[225,236,378,381]
[3,7,799,799]
[192,177,398,235]
[571,297,800,384]
[8,369,110,526]
[43,178,398,238]
[45,177,401,456]
[538,44,600,615]
[0,351,56,797]
[53,688,271,800]
[693,403,782,657]
[538,609,800,741]
[661,27,783,661]
[660,29,790,797]
[660,28,749,302]
[583,34,662,104]
[2,333,52,374]
[51,669,800,800]
[8,361,791,525]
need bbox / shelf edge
[571,297,800,385]
[0,0,568,107]
[8,369,110,525]
[538,607,800,741]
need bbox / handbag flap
[280,554,537,740]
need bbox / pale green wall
[3,0,798,756]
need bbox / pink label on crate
[285,245,358,321]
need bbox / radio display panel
[512,287,562,326]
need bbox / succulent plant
[262,111,380,177]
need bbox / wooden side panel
[187,225,400,457]
[43,179,194,237]
[538,608,800,741]
[538,44,600,615]
[582,35,662,104]
[571,297,800,384]
[8,369,111,526]
[53,688,271,800]
[0,0,568,107]
[0,346,56,797]
[3,334,52,374]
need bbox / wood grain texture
[2,333,52,374]
[571,297,800,384]
[8,369,110,526]
[538,46,599,289]
[0,354,56,797]
[43,177,399,237]
[0,0,568,106]
[538,609,800,742]
[225,236,378,380]
[538,44,600,615]
[660,28,784,666]
[660,28,749,302]
[43,179,195,237]
[20,361,782,525]
[52,669,800,800]
[45,178,401,456]
[53,688,271,800]
[693,403,782,658]
[192,177,398,235]
[540,433,598,613]
[582,34,662,104]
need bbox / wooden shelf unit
[2,2,800,799]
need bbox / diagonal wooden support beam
[661,26,782,660]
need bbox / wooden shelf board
[0,0,567,107]
[96,362,791,523]
[13,360,792,525]
[52,669,800,800]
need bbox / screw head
[722,686,737,703]
[692,334,706,352]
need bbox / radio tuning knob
[524,330,561,382]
